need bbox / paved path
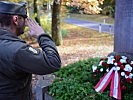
[64,18,114,34]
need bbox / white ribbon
[94,66,121,99]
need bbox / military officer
[0,1,61,100]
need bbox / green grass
[61,23,114,46]
[69,14,114,24]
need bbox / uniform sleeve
[14,34,61,75]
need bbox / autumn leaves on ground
[57,23,114,66]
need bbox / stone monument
[110,0,133,59]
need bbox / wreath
[92,55,133,99]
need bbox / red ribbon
[94,67,121,99]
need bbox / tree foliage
[101,0,115,17]
[62,0,104,14]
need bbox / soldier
[0,1,61,100]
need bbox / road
[63,18,114,34]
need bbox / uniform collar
[0,28,25,42]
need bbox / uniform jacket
[0,29,61,100]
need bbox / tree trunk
[114,0,133,53]
[33,0,40,25]
[52,0,62,46]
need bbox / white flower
[116,66,120,70]
[120,56,127,63]
[92,65,97,72]
[120,59,127,63]
[125,75,129,79]
[106,69,109,72]
[109,56,114,59]
[98,61,103,66]
[107,57,115,64]
[131,61,133,65]
[114,63,117,66]
[100,68,103,72]
[124,64,132,72]
[121,56,127,60]
[121,72,125,76]
[129,73,133,78]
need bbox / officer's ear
[12,15,19,25]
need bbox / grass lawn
[69,13,114,24]
[59,23,114,66]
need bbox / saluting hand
[26,17,45,38]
